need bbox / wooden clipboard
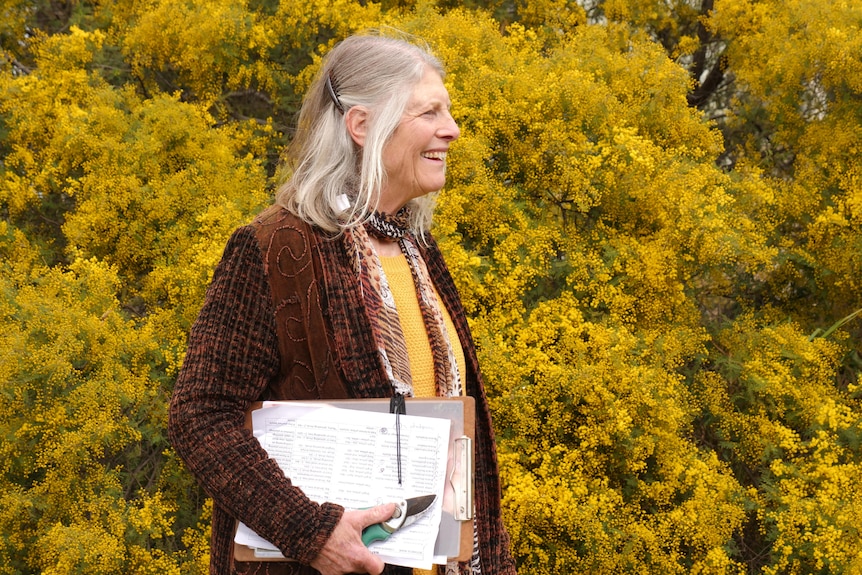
[234,396,475,564]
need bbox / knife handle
[362,522,392,546]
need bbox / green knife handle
[362,523,391,546]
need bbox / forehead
[405,68,450,107]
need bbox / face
[379,68,460,212]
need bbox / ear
[344,106,369,147]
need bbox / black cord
[390,394,406,485]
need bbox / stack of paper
[234,402,451,569]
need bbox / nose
[439,111,460,142]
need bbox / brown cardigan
[169,206,516,575]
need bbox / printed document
[234,402,451,569]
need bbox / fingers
[358,503,396,574]
[363,502,398,527]
[361,546,386,575]
[309,503,397,575]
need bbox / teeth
[422,151,447,160]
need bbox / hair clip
[325,73,345,114]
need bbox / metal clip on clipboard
[452,435,473,521]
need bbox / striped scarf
[343,207,462,400]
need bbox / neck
[370,236,402,257]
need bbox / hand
[310,502,397,575]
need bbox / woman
[169,34,517,575]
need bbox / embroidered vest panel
[252,205,349,401]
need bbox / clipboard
[234,396,475,564]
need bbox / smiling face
[378,68,460,213]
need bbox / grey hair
[275,34,446,235]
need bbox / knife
[361,494,437,546]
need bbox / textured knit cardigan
[168,206,517,575]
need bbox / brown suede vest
[252,205,351,402]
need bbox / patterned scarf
[343,206,462,400]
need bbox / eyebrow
[411,98,452,111]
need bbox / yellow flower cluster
[3,0,862,573]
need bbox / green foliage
[1,0,861,574]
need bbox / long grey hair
[275,34,447,235]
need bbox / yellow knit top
[380,254,465,572]
[379,254,466,398]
